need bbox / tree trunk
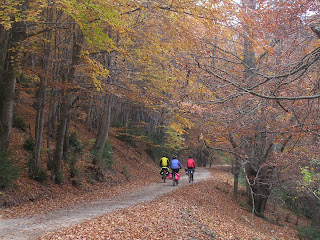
[246,164,273,217]
[0,28,16,152]
[0,2,29,151]
[94,94,115,154]
[63,116,70,157]
[50,27,85,183]
[233,157,241,200]
[229,132,241,200]
[34,4,54,167]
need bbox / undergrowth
[0,150,19,189]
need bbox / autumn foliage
[0,0,320,235]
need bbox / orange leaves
[39,168,300,240]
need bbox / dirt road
[0,168,211,240]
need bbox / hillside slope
[1,89,161,217]
[0,85,164,217]
[1,130,160,219]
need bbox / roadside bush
[12,115,27,132]
[238,170,247,187]
[23,136,35,152]
[0,151,19,189]
[54,169,64,185]
[116,133,136,147]
[69,131,83,153]
[68,156,79,179]
[145,130,172,161]
[27,158,47,184]
[93,140,113,169]
[111,119,123,128]
[298,225,320,240]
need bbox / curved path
[0,168,212,240]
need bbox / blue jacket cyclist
[170,156,182,174]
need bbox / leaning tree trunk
[0,4,28,151]
[50,27,84,183]
[246,161,274,217]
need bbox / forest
[0,0,320,238]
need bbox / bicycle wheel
[188,170,192,183]
[191,171,194,183]
[172,172,176,186]
[163,170,167,183]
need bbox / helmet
[173,156,177,159]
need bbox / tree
[0,0,30,152]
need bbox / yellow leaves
[0,0,19,25]
[0,0,31,30]
[165,125,186,150]
[169,122,185,134]
[175,114,193,129]
[58,0,123,50]
[81,54,109,92]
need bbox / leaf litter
[39,168,302,240]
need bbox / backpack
[160,157,168,167]
[175,173,180,180]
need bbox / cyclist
[170,156,182,184]
[159,155,170,178]
[186,156,196,181]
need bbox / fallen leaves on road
[40,168,301,240]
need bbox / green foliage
[298,225,320,240]
[146,143,173,162]
[12,115,27,132]
[89,138,96,146]
[54,169,64,185]
[224,154,234,165]
[114,123,172,161]
[116,133,136,147]
[145,130,173,161]
[310,158,320,167]
[27,158,47,184]
[69,131,84,153]
[272,186,314,219]
[68,156,79,179]
[93,140,113,169]
[238,170,247,187]
[87,172,97,184]
[300,166,320,196]
[145,143,161,161]
[60,0,121,50]
[0,151,19,189]
[17,73,33,89]
[301,167,313,185]
[165,127,186,151]
[274,187,296,211]
[111,119,123,128]
[23,135,35,152]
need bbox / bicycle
[172,172,177,186]
[161,167,169,183]
[171,170,180,186]
[185,168,195,183]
